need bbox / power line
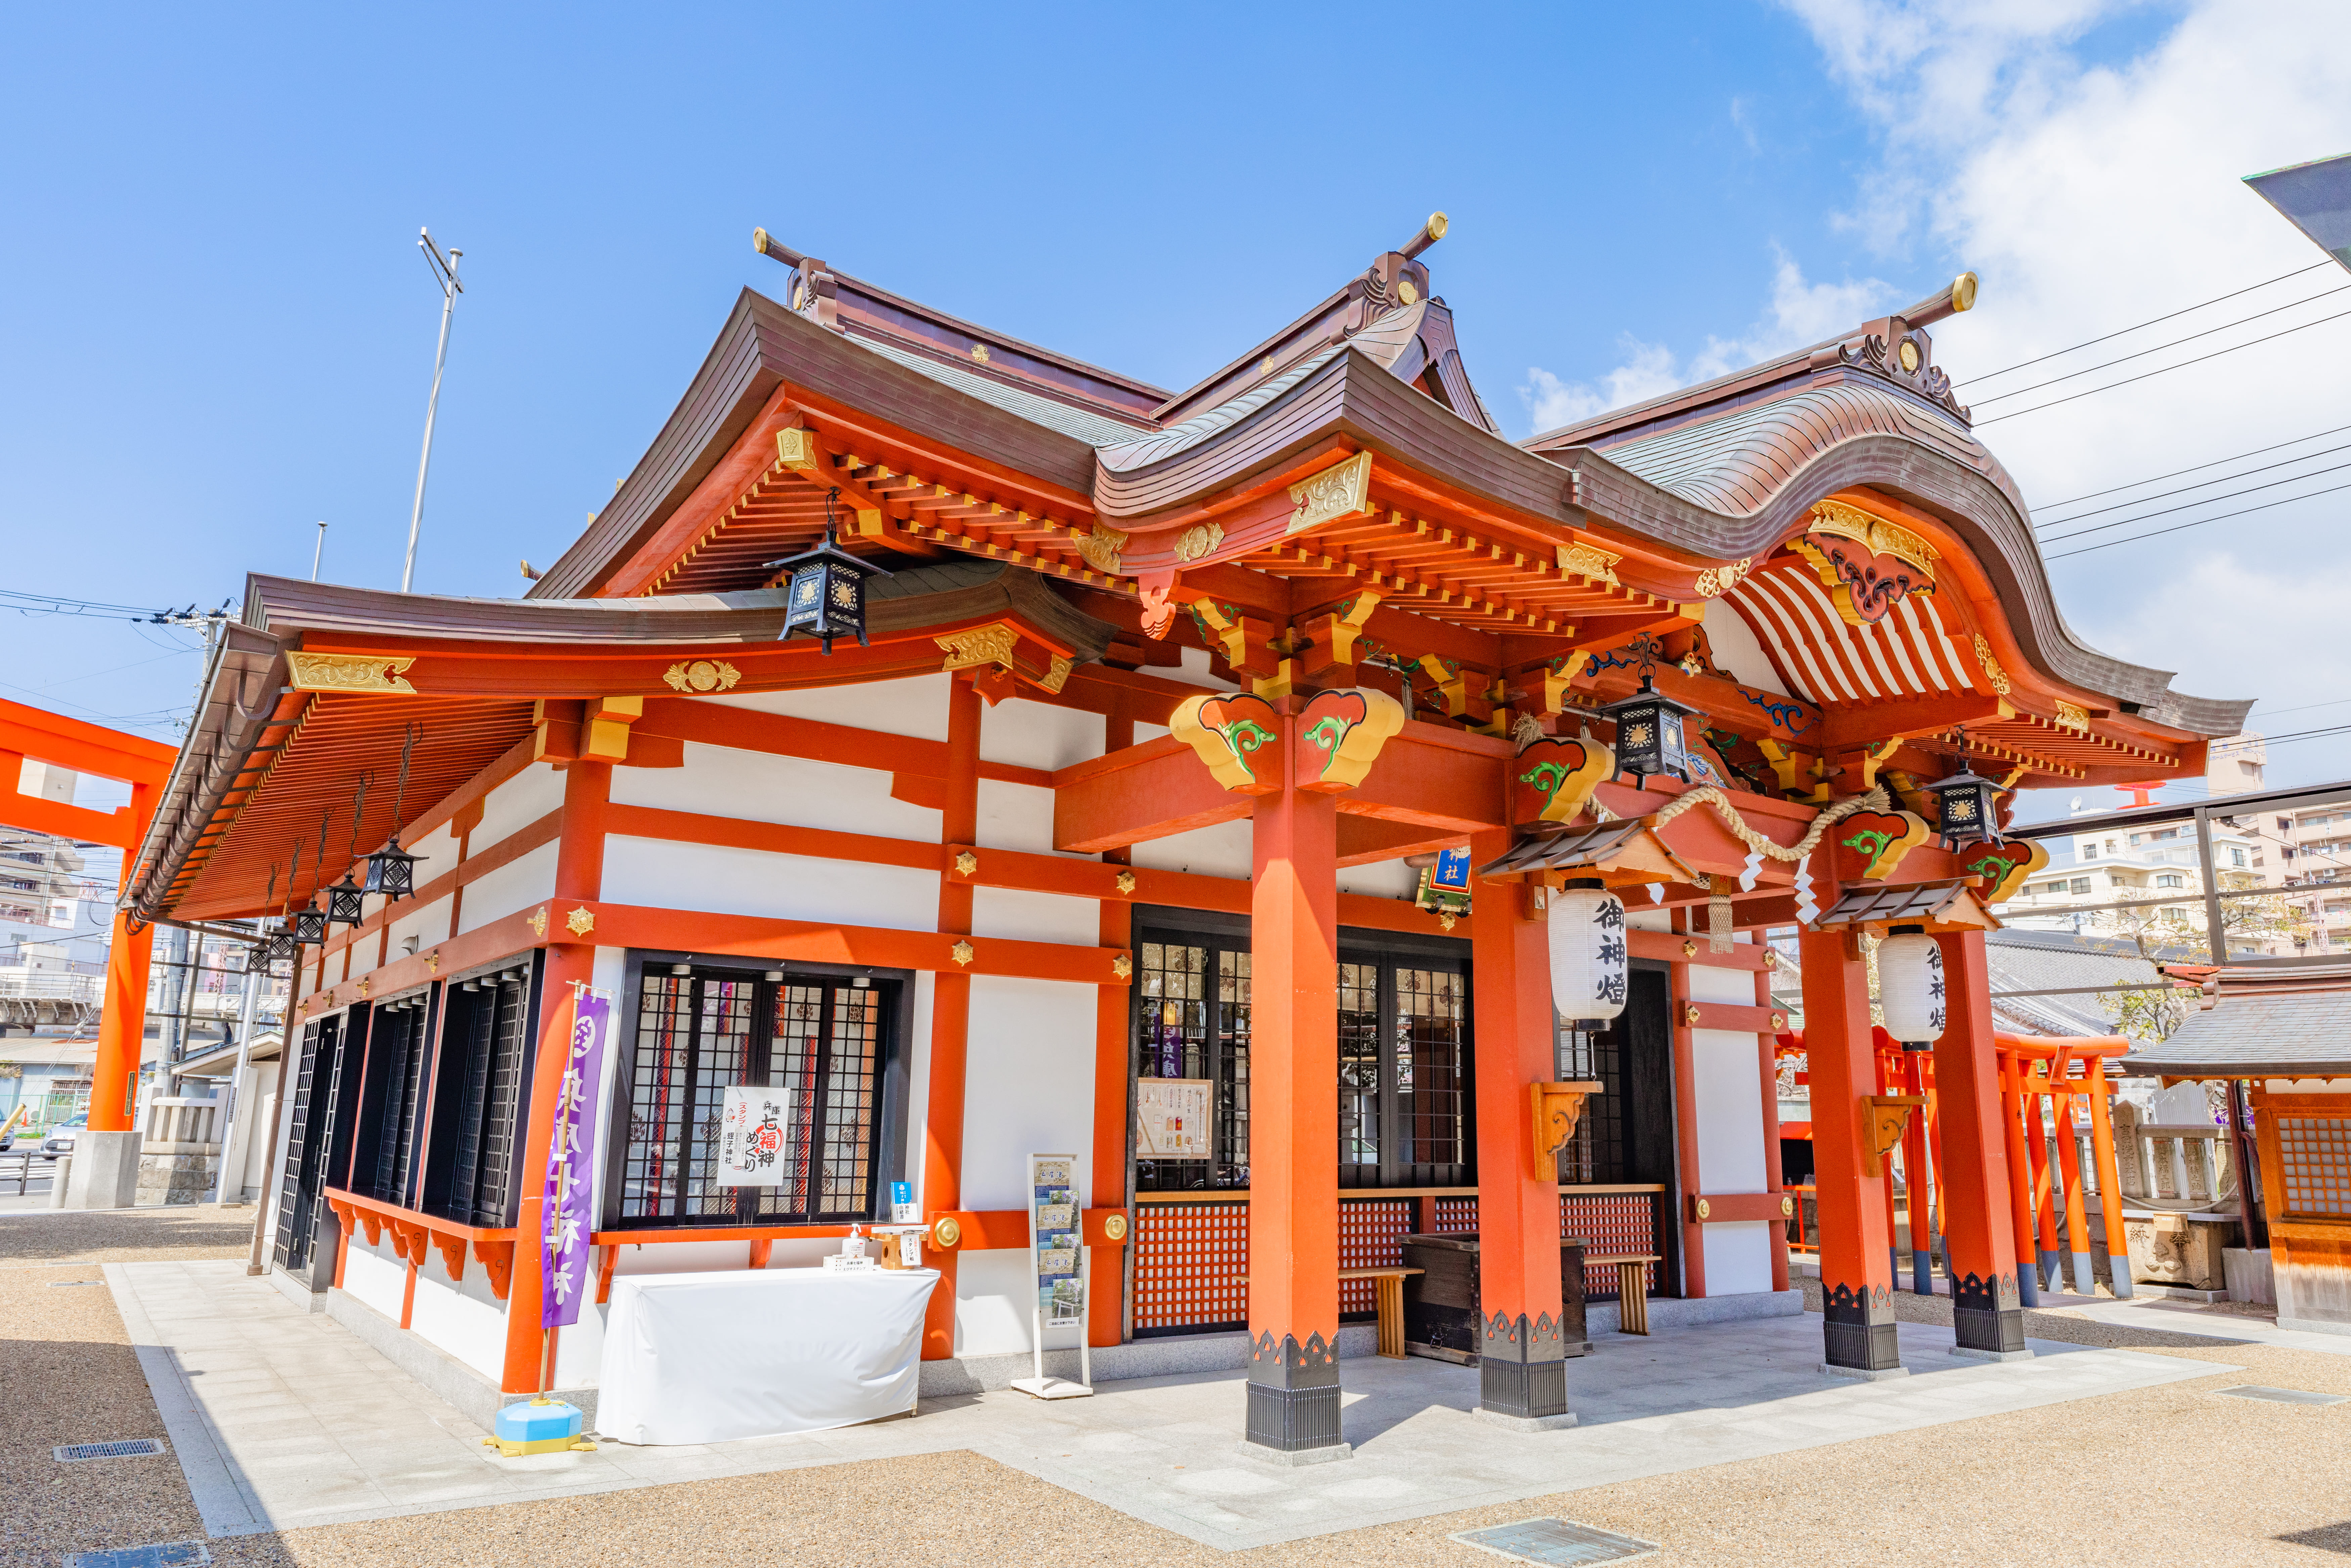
[2034,438,2351,528]
[0,588,175,621]
[1971,284,2351,406]
[2028,421,2351,512]
[2037,456,2351,545]
[1955,261,2332,386]
[2044,478,2351,558]
[1975,305,2351,426]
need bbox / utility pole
[402,229,463,595]
[311,521,328,582]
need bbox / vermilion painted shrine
[120,216,2249,1456]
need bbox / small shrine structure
[123,216,2251,1456]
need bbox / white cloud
[1780,0,2351,785]
[1517,251,1897,436]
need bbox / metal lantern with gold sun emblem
[1596,636,1699,787]
[766,486,892,654]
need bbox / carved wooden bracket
[1296,688,1405,792]
[1861,1094,1926,1177]
[1168,692,1282,793]
[1530,1080,1606,1181]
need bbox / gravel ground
[0,1203,261,1266]
[11,1217,2349,1567]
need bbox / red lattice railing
[1129,1190,1665,1332]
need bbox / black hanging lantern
[1924,750,2002,850]
[325,870,366,926]
[292,903,329,945]
[259,926,296,967]
[765,487,892,654]
[364,723,423,902]
[363,838,418,900]
[1595,636,1700,788]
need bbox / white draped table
[595,1266,940,1445]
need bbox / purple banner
[541,988,612,1329]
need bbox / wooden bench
[1583,1253,1662,1335]
[1338,1266,1424,1357]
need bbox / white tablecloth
[595,1266,940,1445]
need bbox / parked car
[41,1121,84,1160]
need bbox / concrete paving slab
[113,1257,2239,1550]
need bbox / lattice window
[1562,1192,1660,1298]
[1136,939,1250,1192]
[273,1019,325,1270]
[1432,1195,1478,1233]
[616,967,893,1227]
[1337,962,1381,1171]
[1337,1197,1415,1316]
[2280,1116,2351,1217]
[1398,968,1466,1169]
[1132,1199,1248,1333]
[1555,1018,1624,1184]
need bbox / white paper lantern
[1548,887,1629,1024]
[1879,931,1947,1045]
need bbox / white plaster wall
[1130,817,1253,880]
[975,779,1074,857]
[1691,1027,1766,1195]
[971,886,1100,947]
[236,1064,279,1196]
[956,1247,1086,1355]
[400,820,462,902]
[1703,1221,1775,1296]
[341,1234,407,1321]
[953,974,1097,1356]
[1626,905,1672,932]
[981,698,1103,772]
[475,762,567,852]
[1338,857,1418,900]
[1703,597,1793,698]
[406,1248,509,1381]
[458,841,559,935]
[959,977,1097,1212]
[384,895,453,964]
[1686,964,1756,1006]
[615,741,941,842]
[611,1240,758,1278]
[906,970,935,1205]
[602,838,939,929]
[704,674,951,742]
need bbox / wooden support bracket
[1861,1094,1926,1177]
[1531,1080,1606,1181]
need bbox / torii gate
[0,698,174,1206]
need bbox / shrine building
[123,216,2250,1458]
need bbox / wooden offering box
[1400,1232,1587,1363]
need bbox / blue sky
[6,1,2351,819]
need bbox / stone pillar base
[1477,1311,1572,1423]
[61,1129,141,1210]
[1822,1283,1904,1374]
[1245,1332,1344,1455]
[1236,1438,1352,1467]
[1820,1361,1912,1382]
[1473,1407,1579,1432]
[1953,1272,2027,1356]
[1948,1345,2035,1362]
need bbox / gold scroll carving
[1174,522,1225,563]
[1285,451,1374,535]
[936,624,1018,672]
[286,652,418,695]
[2053,700,2090,734]
[1807,499,1941,577]
[1972,634,2012,697]
[1555,542,1622,583]
[1077,524,1127,575]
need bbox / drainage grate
[2218,1385,2349,1406]
[1453,1517,1659,1565]
[47,1279,105,1287]
[54,1439,167,1462]
[67,1543,212,1568]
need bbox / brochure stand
[1010,1151,1093,1399]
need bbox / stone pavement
[117,1258,2231,1552]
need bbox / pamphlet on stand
[1010,1151,1092,1399]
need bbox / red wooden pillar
[1244,722,1344,1459]
[1089,718,1136,1350]
[1755,964,1789,1293]
[1798,910,1903,1375]
[1902,1048,1934,1294]
[1996,1044,2042,1308]
[922,677,983,1361]
[501,758,609,1393]
[1469,829,1572,1428]
[90,781,155,1135]
[1933,930,2026,1353]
